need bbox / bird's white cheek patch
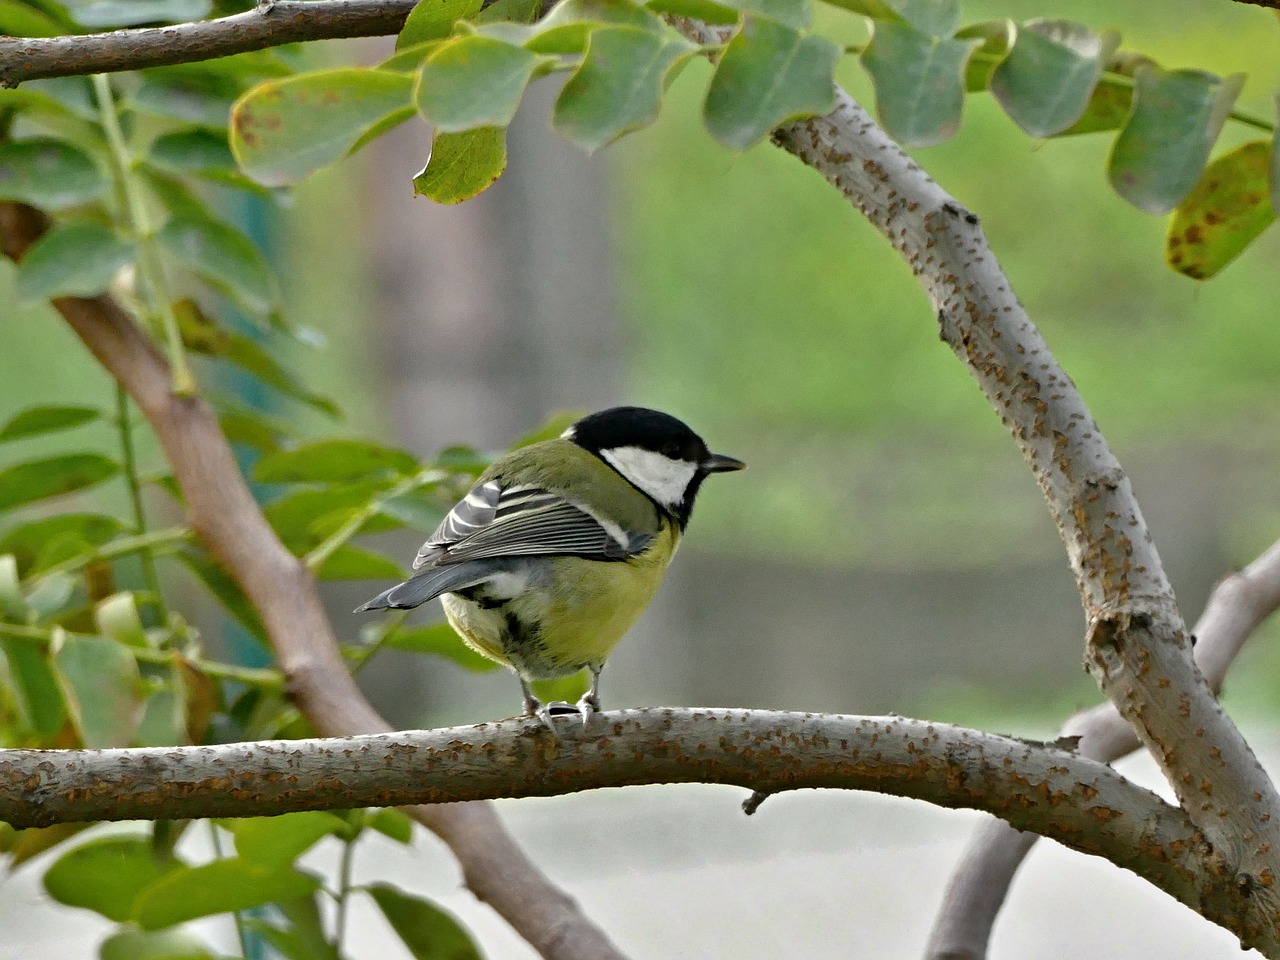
[601,447,697,509]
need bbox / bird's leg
[575,665,603,725]
[520,678,558,733]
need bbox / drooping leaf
[990,20,1119,139]
[860,20,979,147]
[53,633,145,747]
[314,544,405,581]
[14,222,134,303]
[703,17,841,151]
[0,638,68,736]
[1166,141,1276,280]
[133,859,321,929]
[368,809,415,844]
[0,139,107,209]
[415,36,544,131]
[229,812,346,869]
[156,213,276,316]
[367,884,483,960]
[255,439,419,484]
[0,513,125,577]
[825,0,959,37]
[44,834,176,922]
[414,126,509,203]
[1108,66,1245,215]
[100,928,223,960]
[231,69,415,186]
[381,622,501,672]
[0,453,120,510]
[398,0,485,47]
[0,404,100,443]
[553,27,694,153]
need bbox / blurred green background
[3,0,1279,730]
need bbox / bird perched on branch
[356,406,745,726]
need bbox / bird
[355,406,745,726]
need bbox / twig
[927,534,1280,959]
[0,200,628,960]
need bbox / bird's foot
[523,694,571,734]
[573,691,600,727]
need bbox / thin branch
[927,534,1280,959]
[0,200,627,960]
[0,709,1212,906]
[0,1,418,87]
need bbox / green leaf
[134,859,322,929]
[0,0,68,36]
[95,592,149,648]
[255,439,419,484]
[14,222,134,304]
[1057,52,1158,137]
[368,809,415,844]
[399,0,485,47]
[135,683,189,748]
[63,0,210,28]
[860,20,978,147]
[53,633,145,747]
[1166,141,1277,280]
[216,401,296,454]
[263,480,401,552]
[44,835,175,922]
[415,36,543,131]
[718,0,811,30]
[230,812,347,869]
[1108,67,1245,215]
[826,0,958,37]
[1,638,68,736]
[553,27,694,152]
[0,139,106,209]
[0,553,21,611]
[147,129,237,178]
[377,490,446,531]
[0,512,126,577]
[0,404,99,443]
[315,544,404,581]
[232,69,415,187]
[176,544,267,639]
[0,453,120,510]
[25,570,75,617]
[990,20,1119,139]
[523,0,666,55]
[703,17,840,151]
[381,622,500,671]
[367,883,483,960]
[130,74,236,130]
[156,213,275,316]
[383,40,448,73]
[956,20,1010,92]
[476,0,540,22]
[414,126,509,203]
[100,928,223,960]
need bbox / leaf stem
[91,73,196,396]
[333,833,357,951]
[303,469,445,573]
[116,382,170,625]
[34,526,191,581]
[208,821,253,959]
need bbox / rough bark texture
[0,200,628,960]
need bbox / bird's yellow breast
[440,523,679,679]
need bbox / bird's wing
[414,482,653,568]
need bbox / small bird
[356,406,745,725]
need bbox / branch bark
[926,534,1280,959]
[0,709,1213,910]
[0,1,417,86]
[0,200,627,960]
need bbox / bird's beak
[701,452,747,473]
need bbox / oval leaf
[156,213,275,315]
[44,835,176,922]
[0,512,125,576]
[367,883,483,960]
[0,453,120,510]
[147,128,237,178]
[230,812,347,868]
[399,0,485,47]
[0,404,99,443]
[414,126,509,203]
[1166,141,1277,280]
[553,27,694,152]
[15,222,134,303]
[860,20,979,147]
[0,138,107,209]
[703,17,841,151]
[1108,66,1245,215]
[415,36,543,132]
[525,0,667,54]
[990,20,1119,139]
[314,544,404,580]
[232,69,415,187]
[95,592,149,648]
[1,638,68,736]
[53,633,145,747]
[100,928,222,960]
[717,0,811,30]
[134,859,321,929]
[255,439,419,484]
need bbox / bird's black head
[564,406,745,526]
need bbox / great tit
[356,406,744,725]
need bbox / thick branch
[927,534,1280,959]
[0,201,625,960]
[762,90,1280,949]
[0,1,417,87]
[0,709,1211,904]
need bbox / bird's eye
[661,441,682,458]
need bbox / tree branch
[0,1,418,87]
[758,90,1280,950]
[0,709,1215,910]
[926,533,1280,959]
[0,200,627,960]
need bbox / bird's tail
[354,561,501,613]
